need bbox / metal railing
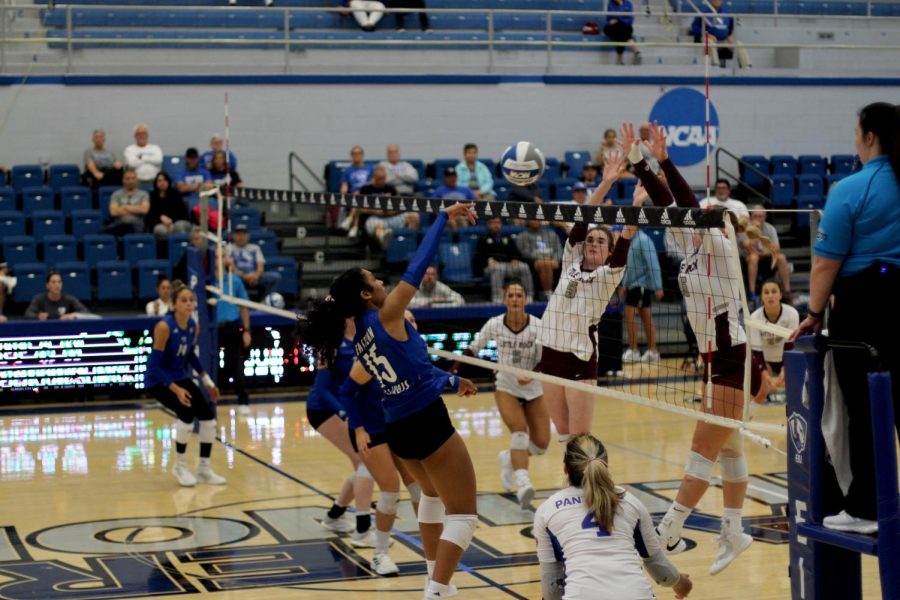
[715,146,773,206]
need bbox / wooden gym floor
[0,374,883,599]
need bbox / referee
[796,102,900,534]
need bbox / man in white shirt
[699,178,749,219]
[225,224,281,298]
[378,143,419,196]
[123,123,164,184]
[408,265,465,308]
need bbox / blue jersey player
[303,202,478,599]
[144,280,224,487]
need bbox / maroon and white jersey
[749,303,800,362]
[469,314,543,400]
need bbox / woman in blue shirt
[796,101,900,534]
[690,0,751,68]
[303,202,478,600]
[604,0,641,65]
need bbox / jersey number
[176,341,188,357]
[581,513,610,538]
[362,344,398,386]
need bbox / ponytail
[858,102,900,184]
[564,433,620,534]
[298,268,371,368]
[737,216,777,270]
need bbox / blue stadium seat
[480,158,497,177]
[438,242,480,283]
[0,188,15,211]
[252,230,279,258]
[231,206,262,230]
[96,260,132,300]
[43,235,77,268]
[123,233,157,264]
[493,179,511,201]
[167,233,191,266]
[407,159,426,181]
[830,154,855,174]
[458,225,487,252]
[740,155,770,187]
[769,155,798,176]
[163,154,185,177]
[564,150,592,178]
[56,261,92,302]
[825,173,847,191]
[543,157,562,181]
[770,174,796,207]
[265,256,298,296]
[643,227,667,254]
[0,211,26,237]
[553,177,577,201]
[325,160,352,192]
[98,186,118,221]
[12,263,47,304]
[22,186,56,215]
[60,186,94,212]
[798,155,826,177]
[31,210,66,238]
[796,174,824,198]
[384,228,418,264]
[2,236,37,266]
[137,259,171,299]
[432,159,458,181]
[71,209,103,238]
[795,195,825,229]
[11,165,43,191]
[83,234,118,265]
[48,164,82,190]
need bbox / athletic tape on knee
[417,493,445,524]
[510,431,530,451]
[355,462,372,480]
[440,514,477,551]
[684,451,714,482]
[198,420,216,444]
[718,456,748,482]
[528,441,547,456]
[722,430,744,454]
[376,491,400,516]
[406,481,422,504]
[174,420,193,446]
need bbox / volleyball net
[211,188,788,444]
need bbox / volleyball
[500,141,545,186]
[264,292,285,309]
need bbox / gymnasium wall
[0,78,896,188]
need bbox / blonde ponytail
[738,217,777,269]
[564,433,620,533]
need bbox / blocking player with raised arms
[303,202,478,600]
[144,280,225,487]
[749,279,799,395]
[464,281,549,509]
[533,433,692,600]
[537,150,636,440]
[623,121,769,575]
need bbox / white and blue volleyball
[264,292,285,309]
[500,141,545,186]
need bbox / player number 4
[581,512,610,537]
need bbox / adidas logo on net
[638,209,648,225]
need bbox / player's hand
[790,316,822,342]
[673,573,692,598]
[457,377,477,396]
[656,289,664,300]
[775,371,785,388]
[645,121,669,163]
[171,384,192,407]
[602,150,625,182]
[355,427,371,458]
[443,202,477,226]
[242,330,252,348]
[206,385,220,404]
[38,312,49,320]
[618,122,637,152]
[633,181,650,205]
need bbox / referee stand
[785,335,899,599]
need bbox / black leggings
[218,320,249,404]
[391,0,428,30]
[149,379,215,423]
[603,21,633,55]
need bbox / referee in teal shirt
[796,102,900,534]
[215,254,253,414]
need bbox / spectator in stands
[604,0,641,65]
[390,0,429,32]
[0,262,13,322]
[580,161,601,190]
[358,166,419,248]
[24,271,91,320]
[176,147,214,210]
[208,150,243,191]
[408,265,465,307]
[432,167,477,230]
[378,143,419,195]
[146,276,173,316]
[338,146,374,236]
[214,252,253,415]
[700,178,749,218]
[744,205,792,303]
[475,217,535,303]
[516,220,562,301]
[571,181,589,204]
[595,128,620,166]
[103,168,150,236]
[226,224,281,298]
[691,0,751,68]
[123,123,163,184]
[456,143,496,201]
[146,171,191,239]
[83,128,123,189]
[621,219,664,364]
[341,0,385,31]
[200,134,237,172]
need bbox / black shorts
[307,407,338,430]
[349,425,389,453]
[767,361,783,375]
[625,287,654,309]
[386,399,456,461]
[538,346,598,381]
[149,379,215,423]
[702,344,764,396]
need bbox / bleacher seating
[12,263,47,304]
[123,233,157,264]
[32,211,66,238]
[98,185,118,220]
[252,230,279,258]
[56,261,92,301]
[439,242,480,283]
[740,155,770,187]
[22,186,56,215]
[0,188,15,211]
[71,209,104,238]
[384,228,418,265]
[43,235,77,268]
[796,174,824,199]
[2,236,38,266]
[798,155,826,177]
[83,234,118,265]
[265,255,299,296]
[770,155,798,176]
[0,211,26,238]
[167,233,192,266]
[96,260,132,300]
[770,174,795,207]
[232,206,262,230]
[830,154,855,174]
[564,151,591,178]
[137,259,171,299]
[48,164,82,190]
[61,186,94,212]
[11,165,43,192]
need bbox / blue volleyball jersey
[145,315,196,387]
[307,338,355,413]
[349,379,389,435]
[353,309,444,423]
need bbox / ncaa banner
[649,87,720,167]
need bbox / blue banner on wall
[648,87,719,167]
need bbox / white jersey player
[749,279,799,392]
[534,434,692,600]
[465,282,549,509]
